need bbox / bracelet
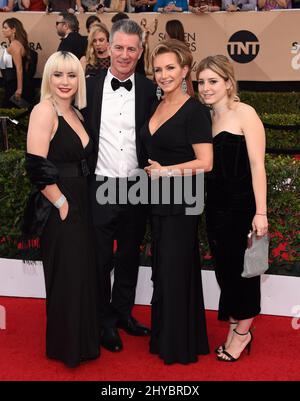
[166,169,173,177]
[255,213,267,216]
[54,194,66,209]
[160,168,173,177]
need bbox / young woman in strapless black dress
[197,55,268,362]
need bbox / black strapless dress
[206,131,261,321]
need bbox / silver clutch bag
[242,230,269,278]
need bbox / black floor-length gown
[206,131,261,321]
[40,112,100,367]
[140,97,212,364]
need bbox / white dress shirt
[95,69,139,178]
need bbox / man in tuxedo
[56,11,87,60]
[83,19,156,352]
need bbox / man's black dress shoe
[118,316,151,336]
[100,327,123,352]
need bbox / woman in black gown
[25,51,99,368]
[196,55,268,362]
[141,39,213,364]
[1,18,34,107]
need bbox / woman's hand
[144,159,163,179]
[59,200,69,221]
[15,89,22,100]
[199,4,209,12]
[252,214,268,237]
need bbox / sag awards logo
[158,32,197,53]
[227,30,260,64]
[291,42,300,70]
[158,30,198,73]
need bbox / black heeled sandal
[214,321,238,354]
[216,329,253,362]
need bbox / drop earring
[181,78,187,94]
[156,86,162,100]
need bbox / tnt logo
[0,305,6,329]
[227,30,260,63]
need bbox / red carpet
[0,296,299,381]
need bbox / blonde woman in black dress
[141,39,213,364]
[80,24,110,77]
[197,55,268,362]
[26,51,99,368]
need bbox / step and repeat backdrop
[0,10,300,81]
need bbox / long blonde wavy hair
[85,24,110,68]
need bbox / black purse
[242,230,269,278]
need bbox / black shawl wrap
[22,153,59,237]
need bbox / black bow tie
[111,77,132,92]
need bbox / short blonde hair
[40,51,86,109]
[151,39,193,79]
[196,55,238,103]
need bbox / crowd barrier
[0,10,300,81]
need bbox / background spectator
[80,24,110,76]
[86,14,102,33]
[1,17,34,108]
[44,0,81,12]
[165,18,185,41]
[222,0,256,11]
[165,19,194,96]
[101,0,126,12]
[21,0,46,10]
[111,11,129,22]
[154,0,189,12]
[0,0,14,11]
[131,0,157,12]
[56,11,87,60]
[258,0,291,10]
[189,0,221,13]
[78,0,102,11]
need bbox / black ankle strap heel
[233,329,253,355]
[216,329,253,362]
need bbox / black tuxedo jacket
[83,70,157,173]
[57,32,87,61]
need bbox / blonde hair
[40,51,86,109]
[151,39,193,79]
[196,55,239,103]
[86,24,110,68]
